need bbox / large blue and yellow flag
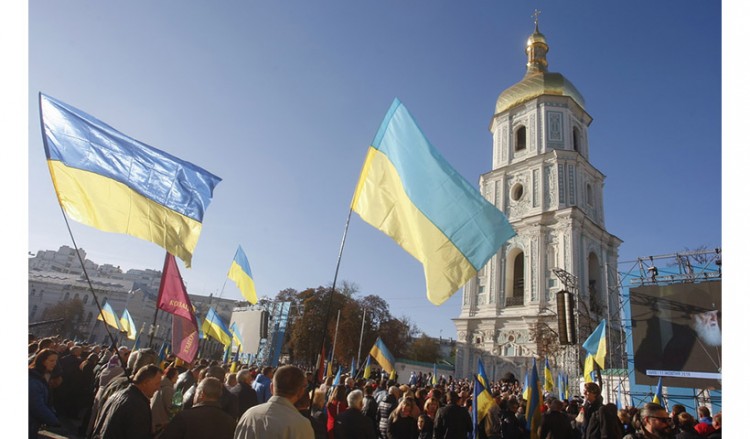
[369,337,396,373]
[582,319,607,369]
[119,309,137,340]
[39,94,222,267]
[202,307,232,346]
[544,358,554,393]
[525,358,542,439]
[227,246,258,304]
[332,366,343,386]
[97,302,121,331]
[351,99,515,305]
[583,354,596,383]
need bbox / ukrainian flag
[432,363,438,385]
[227,246,258,304]
[369,337,396,373]
[202,307,232,346]
[230,322,243,351]
[582,319,607,369]
[119,309,137,340]
[351,99,515,305]
[472,373,496,434]
[544,358,554,393]
[477,358,490,388]
[363,355,372,379]
[97,302,121,331]
[583,354,596,383]
[525,358,542,439]
[652,377,665,407]
[39,94,221,267]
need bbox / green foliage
[42,298,85,340]
[407,334,441,363]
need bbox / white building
[453,22,622,381]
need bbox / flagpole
[317,206,355,386]
[330,309,341,370]
[356,310,367,369]
[51,204,130,377]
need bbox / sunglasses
[649,416,670,423]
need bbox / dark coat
[29,370,60,438]
[387,415,419,439]
[377,394,399,438]
[539,410,575,439]
[229,382,258,416]
[362,395,379,432]
[334,407,378,439]
[91,384,152,439]
[433,403,473,439]
[161,401,237,439]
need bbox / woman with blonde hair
[423,397,439,420]
[387,396,419,439]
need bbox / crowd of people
[28,336,723,439]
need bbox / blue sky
[22,1,727,347]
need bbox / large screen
[630,281,721,389]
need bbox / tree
[41,298,85,340]
[407,334,441,363]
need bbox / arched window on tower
[515,126,527,152]
[573,127,580,152]
[63,292,70,301]
[505,251,525,307]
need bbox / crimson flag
[317,344,326,384]
[157,253,199,363]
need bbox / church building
[453,20,622,381]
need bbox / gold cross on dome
[532,9,542,26]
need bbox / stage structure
[232,300,292,367]
[613,248,721,410]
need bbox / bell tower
[453,16,622,380]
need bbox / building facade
[453,22,622,381]
[29,246,238,358]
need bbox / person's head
[347,389,364,410]
[205,365,227,383]
[583,382,600,403]
[164,366,179,384]
[388,385,402,399]
[272,365,307,403]
[640,403,671,435]
[133,364,164,399]
[237,369,253,386]
[671,403,686,420]
[225,372,237,387]
[30,348,59,374]
[548,398,564,412]
[691,309,721,346]
[424,397,439,416]
[712,413,721,430]
[391,396,418,422]
[311,389,327,410]
[697,406,711,419]
[262,366,274,378]
[329,384,347,403]
[677,412,696,430]
[446,390,460,405]
[195,376,223,404]
[418,414,430,431]
[127,348,158,375]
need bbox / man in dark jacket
[582,383,622,439]
[376,386,401,439]
[335,389,377,439]
[361,381,379,432]
[161,377,237,439]
[230,369,259,416]
[183,365,240,420]
[539,398,575,439]
[433,391,473,439]
[91,364,163,439]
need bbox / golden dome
[495,71,585,115]
[494,22,585,115]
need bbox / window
[83,295,89,304]
[513,253,525,298]
[515,126,527,151]
[586,183,593,206]
[511,183,524,201]
[573,127,580,152]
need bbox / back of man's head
[273,365,306,398]
[237,369,253,385]
[549,399,564,412]
[388,386,401,398]
[347,389,364,409]
[127,348,158,374]
[206,365,227,382]
[197,377,223,403]
[697,406,711,418]
[134,364,163,384]
[446,391,459,404]
[262,366,274,377]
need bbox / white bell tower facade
[453,20,622,380]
